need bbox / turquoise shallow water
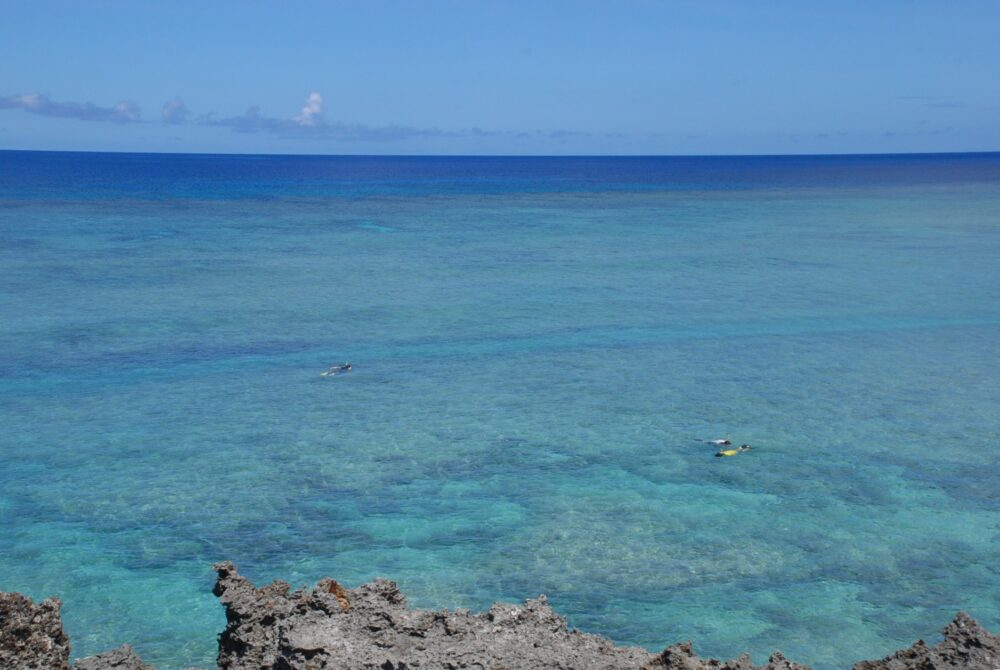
[1,152,998,669]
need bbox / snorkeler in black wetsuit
[322,363,353,376]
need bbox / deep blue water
[1,151,998,669]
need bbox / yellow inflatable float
[715,445,752,457]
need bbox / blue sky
[1,1,998,155]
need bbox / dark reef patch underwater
[1,151,999,668]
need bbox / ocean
[1,151,998,669]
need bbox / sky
[1,1,998,155]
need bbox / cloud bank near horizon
[0,90,600,145]
[0,93,140,124]
[0,91,489,143]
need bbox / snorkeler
[321,363,353,376]
[715,444,752,457]
[708,439,732,446]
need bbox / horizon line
[2,147,999,160]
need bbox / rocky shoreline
[2,562,997,670]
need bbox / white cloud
[113,101,141,122]
[162,97,189,124]
[295,91,323,127]
[10,93,45,110]
[0,93,141,123]
[1,89,524,143]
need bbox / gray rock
[0,591,71,670]
[852,612,1000,670]
[643,641,812,670]
[5,565,1000,670]
[74,644,154,670]
[213,560,654,669]
[215,562,825,670]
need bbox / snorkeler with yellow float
[715,444,752,457]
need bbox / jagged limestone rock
[0,591,71,670]
[852,612,1000,670]
[643,641,812,670]
[212,560,654,669]
[213,563,1000,670]
[74,644,155,670]
[4,565,999,670]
